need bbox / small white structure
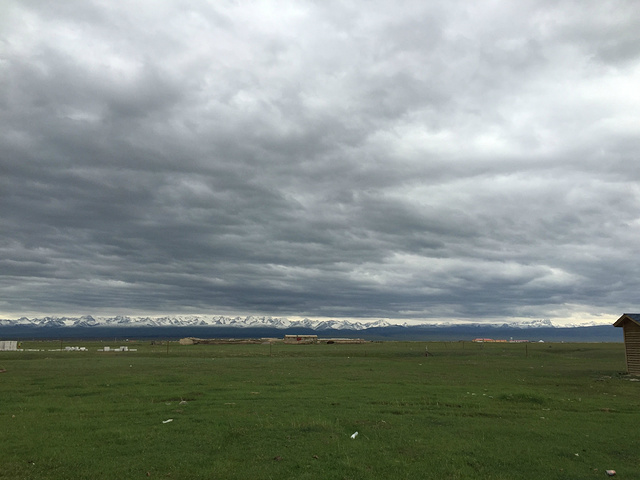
[0,341,18,351]
[98,346,137,352]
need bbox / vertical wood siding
[624,322,640,375]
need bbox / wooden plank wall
[624,321,640,375]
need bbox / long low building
[179,337,265,345]
[283,334,318,344]
[472,338,529,343]
[319,338,368,344]
[283,335,367,344]
[0,341,18,351]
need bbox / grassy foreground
[0,341,638,479]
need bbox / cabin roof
[613,313,640,327]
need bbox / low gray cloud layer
[2,1,640,323]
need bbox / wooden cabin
[614,313,640,375]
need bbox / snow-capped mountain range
[0,315,394,331]
[0,315,607,330]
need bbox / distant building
[319,338,367,344]
[614,313,640,375]
[0,341,17,351]
[283,335,318,344]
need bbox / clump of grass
[498,392,548,404]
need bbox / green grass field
[1,341,638,479]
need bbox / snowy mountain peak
[0,315,390,330]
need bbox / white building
[0,341,18,351]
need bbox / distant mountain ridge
[0,315,395,331]
[0,315,620,342]
[0,315,609,330]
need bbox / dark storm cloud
[2,0,640,324]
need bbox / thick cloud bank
[2,1,640,324]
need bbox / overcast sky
[2,1,640,324]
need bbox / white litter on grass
[162,419,173,424]
[179,400,188,405]
[605,470,616,476]
[350,432,358,439]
